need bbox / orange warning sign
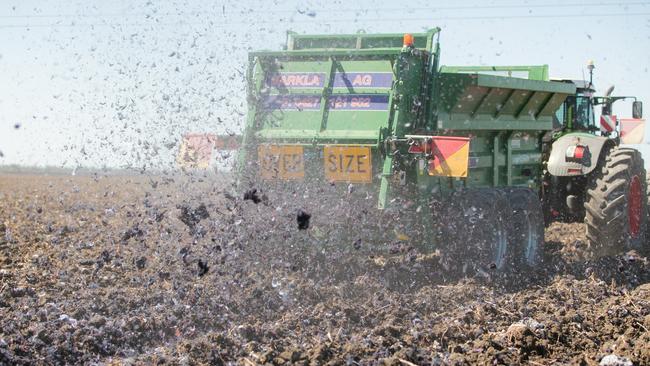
[427,136,471,178]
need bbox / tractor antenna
[586,60,595,89]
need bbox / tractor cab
[551,61,643,136]
[552,79,597,132]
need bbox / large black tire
[584,147,648,257]
[506,188,545,270]
[436,189,514,279]
[647,172,650,256]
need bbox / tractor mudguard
[546,133,612,176]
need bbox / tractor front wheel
[584,147,648,256]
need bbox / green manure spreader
[236,28,647,277]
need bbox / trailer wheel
[505,188,544,269]
[584,147,648,256]
[437,189,515,278]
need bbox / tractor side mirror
[633,101,643,119]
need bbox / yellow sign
[258,145,304,180]
[323,145,372,183]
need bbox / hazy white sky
[0,0,649,169]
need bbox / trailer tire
[584,147,647,256]
[505,188,544,270]
[437,189,515,279]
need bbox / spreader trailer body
[237,28,647,275]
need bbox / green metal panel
[440,65,549,81]
[326,60,393,132]
[249,49,404,58]
[249,55,395,142]
[436,73,575,131]
[414,130,544,191]
[286,29,439,51]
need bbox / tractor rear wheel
[584,147,648,256]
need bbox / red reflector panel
[600,115,617,132]
[573,146,585,159]
[565,145,589,164]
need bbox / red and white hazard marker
[600,115,617,133]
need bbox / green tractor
[541,63,646,256]
[236,28,647,278]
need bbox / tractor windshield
[575,95,594,129]
[560,95,595,130]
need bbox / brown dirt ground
[0,173,649,365]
